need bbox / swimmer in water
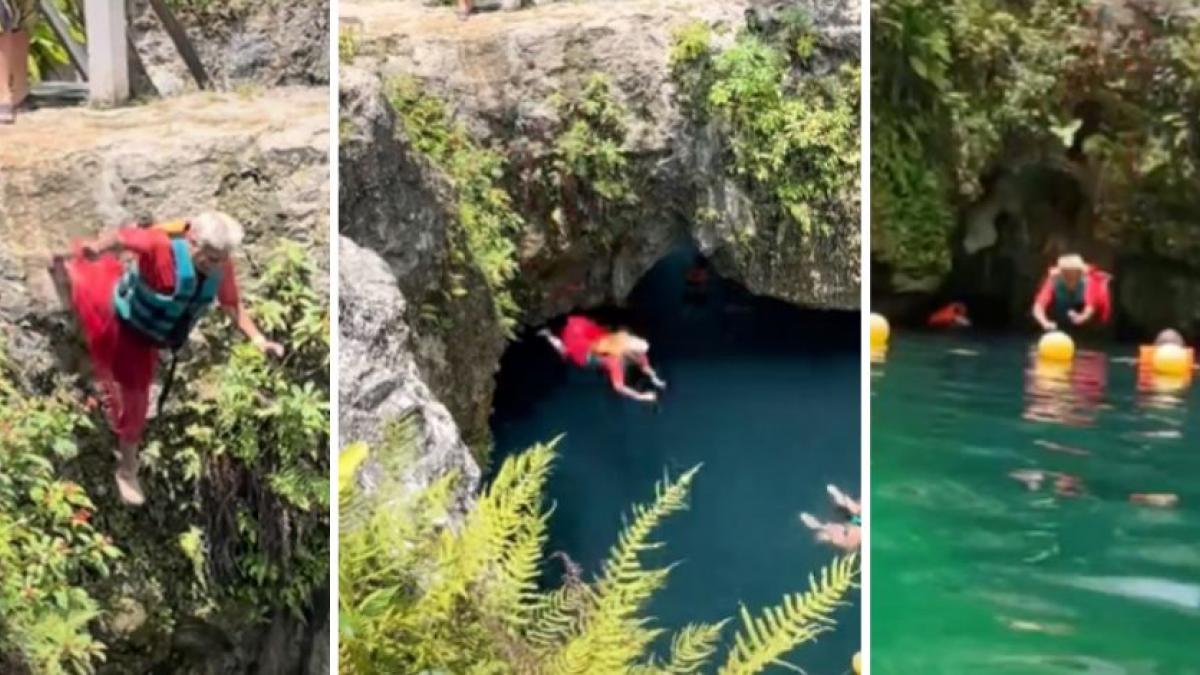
[1155,328,1185,347]
[927,301,971,328]
[799,484,861,552]
[1032,254,1113,332]
[540,315,666,403]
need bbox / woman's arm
[79,229,126,258]
[1032,302,1055,331]
[633,353,667,389]
[1069,305,1095,326]
[606,357,656,403]
[216,261,284,357]
[222,301,285,358]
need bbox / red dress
[558,315,649,390]
[67,226,240,444]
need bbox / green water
[873,332,1200,674]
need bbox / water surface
[873,332,1200,675]
[492,249,861,672]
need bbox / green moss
[387,76,524,335]
[672,25,860,242]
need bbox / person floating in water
[799,484,860,552]
[927,301,971,328]
[58,212,284,506]
[1032,253,1112,332]
[539,315,666,403]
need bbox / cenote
[873,332,1200,674]
[489,246,861,671]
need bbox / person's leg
[827,484,861,515]
[11,28,26,105]
[457,0,473,19]
[0,31,14,123]
[538,328,566,356]
[113,381,149,505]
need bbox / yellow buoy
[870,313,890,349]
[1038,330,1074,362]
[1152,343,1192,377]
[852,652,861,674]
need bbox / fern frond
[719,553,859,675]
[417,440,557,622]
[541,465,701,674]
[657,620,730,674]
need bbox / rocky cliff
[130,0,330,95]
[0,87,329,675]
[339,0,861,459]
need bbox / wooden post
[84,0,129,106]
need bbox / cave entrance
[490,243,861,669]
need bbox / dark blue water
[492,247,861,672]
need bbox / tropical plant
[387,75,524,334]
[145,241,331,615]
[542,73,638,228]
[671,22,860,243]
[339,419,859,674]
[0,345,120,675]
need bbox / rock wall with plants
[339,0,861,456]
[0,89,330,675]
[872,0,1200,335]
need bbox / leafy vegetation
[339,421,858,674]
[670,20,860,241]
[872,0,1200,281]
[144,242,331,614]
[387,75,524,334]
[1,243,329,673]
[538,74,639,234]
[0,348,119,675]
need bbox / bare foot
[115,468,145,506]
[798,512,822,530]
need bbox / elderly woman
[1032,253,1112,332]
[64,212,283,505]
[539,315,666,404]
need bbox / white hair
[1057,254,1085,271]
[190,211,245,254]
[626,335,650,354]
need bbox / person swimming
[1032,254,1112,332]
[539,315,666,403]
[928,301,971,328]
[799,484,860,552]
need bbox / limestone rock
[338,236,482,506]
[129,0,331,95]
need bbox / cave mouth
[490,243,861,669]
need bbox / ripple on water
[873,333,1200,674]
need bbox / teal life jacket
[1052,275,1087,319]
[113,237,222,349]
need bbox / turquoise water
[491,249,861,672]
[873,332,1200,674]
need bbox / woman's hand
[252,334,286,358]
[1040,318,1057,331]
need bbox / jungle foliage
[0,243,329,674]
[339,421,859,674]
[670,16,860,241]
[871,0,1200,281]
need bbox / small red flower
[71,509,92,526]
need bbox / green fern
[720,553,859,675]
[339,430,859,675]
